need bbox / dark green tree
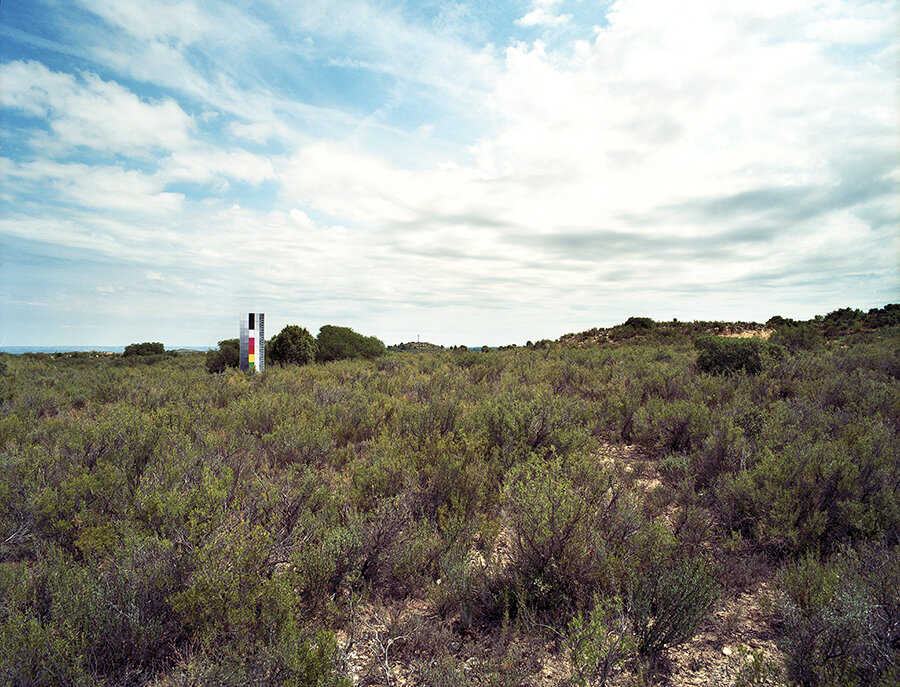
[823,307,865,333]
[205,338,240,373]
[123,342,165,357]
[623,316,655,329]
[766,315,798,329]
[866,303,900,328]
[315,325,385,363]
[269,325,317,365]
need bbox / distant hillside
[558,305,899,347]
[558,318,771,346]
[388,341,445,352]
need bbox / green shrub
[627,541,719,657]
[0,538,184,686]
[866,303,900,329]
[353,496,443,597]
[316,325,386,362]
[178,629,351,687]
[770,324,823,352]
[474,389,590,470]
[501,454,617,617]
[564,594,634,687]
[268,325,316,365]
[823,307,866,333]
[695,336,780,375]
[692,416,748,486]
[632,398,710,455]
[0,610,91,686]
[775,544,900,686]
[623,317,654,329]
[717,420,900,554]
[730,645,785,687]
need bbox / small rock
[722,646,733,656]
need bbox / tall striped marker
[240,312,265,373]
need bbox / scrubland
[1,316,898,686]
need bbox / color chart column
[239,312,265,372]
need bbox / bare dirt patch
[722,329,774,340]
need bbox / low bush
[624,526,719,657]
[0,609,91,686]
[774,543,900,686]
[716,418,900,554]
[632,398,710,455]
[770,323,823,352]
[695,336,781,375]
[0,538,184,686]
[564,594,634,687]
[501,454,615,617]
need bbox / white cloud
[517,0,572,27]
[77,0,218,44]
[228,120,279,145]
[274,0,898,322]
[3,0,897,345]
[3,160,184,213]
[262,0,496,100]
[2,60,194,155]
[161,147,277,187]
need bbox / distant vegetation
[388,341,445,353]
[123,341,169,357]
[0,305,897,685]
[205,324,386,372]
[315,325,385,363]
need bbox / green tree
[866,303,900,328]
[315,325,385,363]
[623,316,655,329]
[269,325,316,365]
[818,307,866,336]
[123,342,165,357]
[205,338,240,373]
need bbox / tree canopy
[268,325,316,365]
[123,342,165,357]
[315,325,385,363]
[205,338,239,373]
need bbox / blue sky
[1,0,898,347]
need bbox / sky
[1,0,898,348]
